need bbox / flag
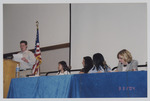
[32,22,42,75]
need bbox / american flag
[32,22,42,75]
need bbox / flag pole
[36,21,40,76]
[36,21,39,29]
[32,21,42,76]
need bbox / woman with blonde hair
[116,49,138,72]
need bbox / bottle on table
[16,64,20,78]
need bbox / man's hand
[21,57,29,63]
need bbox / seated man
[13,40,36,77]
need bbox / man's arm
[21,51,36,66]
[28,52,36,66]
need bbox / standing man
[14,40,36,77]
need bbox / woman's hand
[132,69,137,71]
[114,69,118,72]
[97,71,102,73]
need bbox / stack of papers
[13,54,24,62]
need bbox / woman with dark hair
[79,56,93,74]
[88,53,111,73]
[56,61,71,75]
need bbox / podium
[3,59,19,98]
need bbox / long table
[7,71,147,98]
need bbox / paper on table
[13,54,24,62]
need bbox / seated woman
[79,56,93,74]
[56,61,71,75]
[116,49,138,72]
[88,53,111,73]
